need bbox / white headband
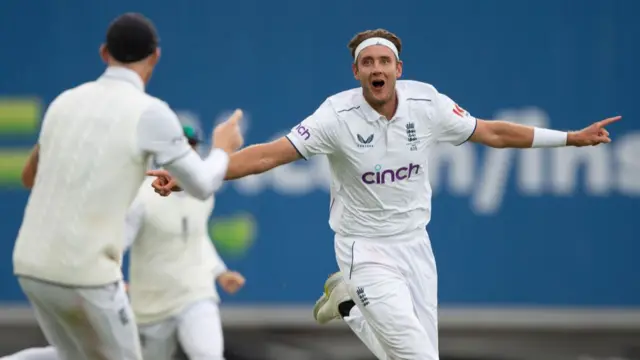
[353,37,399,63]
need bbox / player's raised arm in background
[432,90,621,149]
[149,99,340,195]
[141,105,244,200]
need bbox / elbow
[21,146,39,189]
[476,121,509,148]
[21,171,34,189]
[194,193,210,201]
[480,121,534,149]
[191,177,224,201]
[179,180,213,201]
[21,178,33,189]
[484,126,509,148]
[477,133,507,148]
[488,135,508,148]
[191,186,212,201]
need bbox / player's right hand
[566,115,621,147]
[213,109,244,154]
[147,169,178,196]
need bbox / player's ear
[99,44,109,64]
[396,60,403,79]
[150,47,161,66]
[352,63,359,80]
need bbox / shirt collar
[99,66,145,91]
[356,86,408,123]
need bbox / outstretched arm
[431,89,621,149]
[150,137,301,193]
[139,104,243,200]
[225,137,301,180]
[469,116,620,149]
[224,101,341,180]
[149,99,340,196]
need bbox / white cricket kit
[12,66,229,360]
[125,178,227,360]
[286,80,477,360]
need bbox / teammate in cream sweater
[13,13,243,360]
[4,126,245,360]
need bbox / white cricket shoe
[312,272,351,324]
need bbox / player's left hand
[217,271,246,294]
[567,116,621,147]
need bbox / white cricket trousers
[0,347,58,360]
[138,298,224,360]
[1,299,223,360]
[334,229,439,360]
[18,276,142,360]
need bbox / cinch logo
[294,124,310,140]
[361,163,421,185]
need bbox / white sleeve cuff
[455,117,478,146]
[285,134,309,160]
[213,263,228,279]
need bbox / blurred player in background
[128,126,245,360]
[4,126,245,360]
[150,28,620,359]
[13,12,243,360]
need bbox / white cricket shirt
[286,80,477,239]
[124,178,226,324]
[13,67,225,286]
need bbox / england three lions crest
[405,122,418,151]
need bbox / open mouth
[372,80,385,89]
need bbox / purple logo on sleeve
[294,124,311,140]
